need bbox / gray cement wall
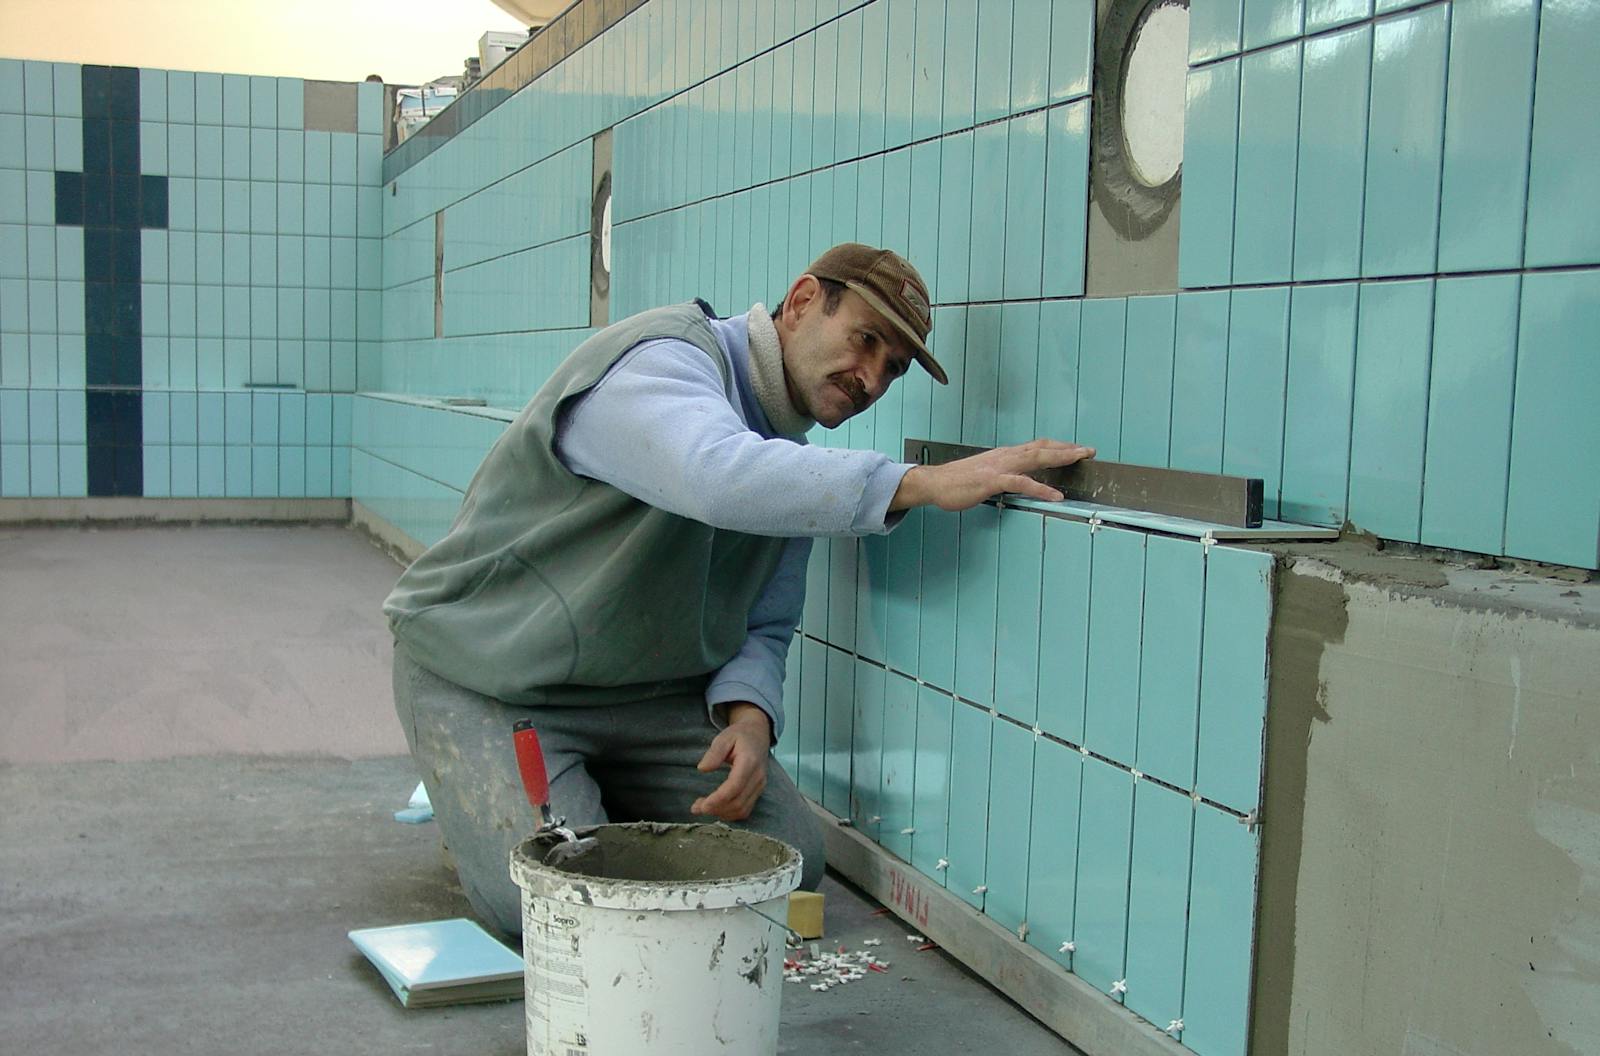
[1252,543,1600,1056]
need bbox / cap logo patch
[900,279,931,327]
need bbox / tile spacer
[1166,1020,1184,1035]
[1111,979,1127,996]
[972,884,988,895]
[1058,939,1075,955]
[935,858,949,871]
[1241,809,1261,833]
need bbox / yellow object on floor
[787,890,825,939]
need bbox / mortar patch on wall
[1088,0,1189,296]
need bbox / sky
[0,0,541,86]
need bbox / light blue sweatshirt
[554,307,911,737]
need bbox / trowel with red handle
[512,720,598,866]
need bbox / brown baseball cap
[805,242,946,385]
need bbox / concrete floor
[0,523,1078,1055]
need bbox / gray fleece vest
[383,303,788,706]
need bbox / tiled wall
[0,60,383,498]
[1180,0,1599,568]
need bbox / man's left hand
[693,703,771,822]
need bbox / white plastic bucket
[510,822,802,1056]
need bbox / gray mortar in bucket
[511,822,801,911]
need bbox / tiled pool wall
[0,62,384,498]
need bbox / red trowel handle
[512,720,552,819]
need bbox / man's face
[778,276,917,429]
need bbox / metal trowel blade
[543,834,599,866]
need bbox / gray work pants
[392,646,825,937]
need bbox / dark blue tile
[112,390,141,446]
[111,174,140,227]
[55,171,85,226]
[111,283,140,336]
[83,118,112,176]
[86,391,118,445]
[86,283,115,334]
[111,335,140,386]
[82,66,112,118]
[86,334,116,387]
[112,229,140,283]
[84,172,113,228]
[110,120,140,175]
[140,175,168,229]
[109,67,139,121]
[113,444,143,496]
[83,231,113,282]
[87,446,117,496]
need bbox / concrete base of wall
[350,499,424,565]
[1253,540,1600,1056]
[0,497,351,524]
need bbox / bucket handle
[735,898,803,946]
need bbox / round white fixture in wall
[1121,2,1189,188]
[600,194,612,275]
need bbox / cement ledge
[811,800,1188,1056]
[0,497,350,524]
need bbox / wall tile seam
[793,629,1252,821]
[388,89,1092,233]
[1176,260,1600,295]
[383,0,882,182]
[436,233,591,278]
[593,94,1093,230]
[347,443,466,494]
[1185,0,1454,70]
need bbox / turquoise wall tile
[947,702,992,909]
[823,644,855,816]
[1076,297,1126,459]
[1361,4,1450,278]
[1038,516,1091,742]
[811,21,839,167]
[879,671,919,860]
[1421,275,1520,556]
[1074,756,1134,997]
[974,0,1014,125]
[1124,780,1195,1029]
[908,141,942,282]
[942,0,979,133]
[968,121,1008,302]
[919,506,959,689]
[851,658,885,839]
[856,533,890,667]
[912,685,954,884]
[1242,0,1303,49]
[1135,535,1204,788]
[1010,0,1050,113]
[1025,737,1082,966]
[997,302,1041,446]
[1504,270,1600,569]
[1181,805,1259,1056]
[1049,0,1094,103]
[1437,0,1537,273]
[1349,279,1435,542]
[858,2,889,157]
[1084,525,1145,764]
[1280,283,1358,526]
[1170,291,1229,473]
[1524,0,1600,267]
[1036,300,1082,443]
[1178,60,1240,290]
[1003,111,1048,301]
[984,719,1035,931]
[885,412,928,673]
[1119,294,1176,468]
[1222,286,1290,519]
[1293,24,1369,282]
[884,0,916,149]
[1195,545,1272,814]
[961,305,1000,447]
[1305,0,1370,32]
[936,132,975,304]
[954,502,1001,707]
[833,10,863,163]
[910,0,947,142]
[1189,0,1244,63]
[1232,43,1301,286]
[798,636,826,798]
[1041,99,1089,299]
[994,507,1044,725]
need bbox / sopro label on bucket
[525,902,590,1056]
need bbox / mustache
[832,374,869,411]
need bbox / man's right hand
[888,439,1096,513]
